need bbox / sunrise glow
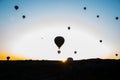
[0,0,120,60]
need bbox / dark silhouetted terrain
[0,59,120,80]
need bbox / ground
[0,59,120,80]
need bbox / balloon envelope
[22,15,26,19]
[54,36,65,49]
[68,26,70,30]
[97,15,99,18]
[99,40,102,43]
[115,17,119,20]
[14,5,19,10]
[74,51,77,54]
[115,54,118,56]
[83,7,86,10]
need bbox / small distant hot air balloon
[14,5,19,10]
[68,26,71,30]
[97,15,99,18]
[22,15,26,19]
[54,36,65,54]
[57,50,61,54]
[83,7,87,10]
[115,17,119,20]
[6,56,10,61]
[115,53,118,56]
[74,51,77,54]
[99,40,102,43]
[67,57,73,62]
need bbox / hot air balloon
[22,15,26,19]
[67,57,73,63]
[54,36,65,54]
[99,40,102,43]
[97,15,99,18]
[68,26,70,30]
[115,17,119,20]
[57,50,61,54]
[115,53,118,56]
[74,51,77,54]
[6,56,10,61]
[83,7,87,10]
[14,5,19,10]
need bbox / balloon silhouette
[22,15,26,19]
[99,40,102,43]
[115,53,118,56]
[57,50,61,54]
[68,26,70,30]
[115,17,119,20]
[54,36,65,54]
[14,5,19,10]
[6,56,10,61]
[97,15,99,18]
[83,7,87,10]
[54,36,65,49]
[74,51,77,54]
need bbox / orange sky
[0,49,119,60]
[0,50,25,60]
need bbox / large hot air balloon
[54,36,65,54]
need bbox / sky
[0,0,120,60]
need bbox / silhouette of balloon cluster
[14,5,26,19]
[81,4,119,57]
[13,1,119,57]
[64,3,119,56]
